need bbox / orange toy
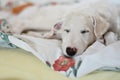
[12,2,33,14]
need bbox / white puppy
[9,1,120,57]
[42,1,120,57]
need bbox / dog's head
[53,13,109,57]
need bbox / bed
[0,0,120,80]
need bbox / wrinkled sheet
[8,35,120,78]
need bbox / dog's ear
[42,22,62,39]
[91,15,110,40]
[52,22,62,39]
[53,22,62,31]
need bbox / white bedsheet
[8,35,120,78]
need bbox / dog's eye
[81,30,89,34]
[64,29,70,33]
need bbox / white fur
[8,5,71,34]
[59,0,120,56]
[9,0,120,57]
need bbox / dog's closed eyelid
[80,30,89,34]
[64,29,70,33]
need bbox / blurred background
[0,0,80,9]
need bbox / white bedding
[8,35,120,78]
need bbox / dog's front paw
[42,31,56,39]
[26,30,56,39]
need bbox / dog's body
[9,0,120,57]
[8,5,72,34]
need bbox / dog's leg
[26,30,56,39]
[26,22,62,39]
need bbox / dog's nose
[66,47,77,56]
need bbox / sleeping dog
[9,0,120,57]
